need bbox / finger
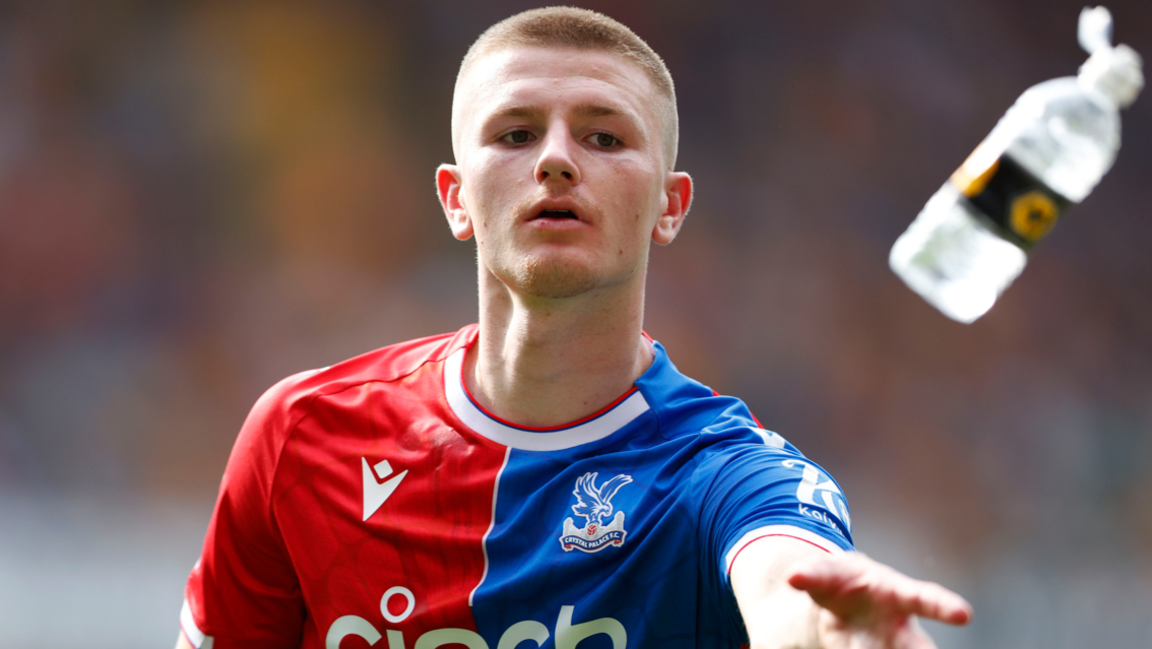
[851,562,972,626]
[891,577,973,625]
[790,554,973,626]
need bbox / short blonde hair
[453,6,680,167]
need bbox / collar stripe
[443,347,651,451]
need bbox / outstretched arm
[731,535,972,649]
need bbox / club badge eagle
[560,471,633,553]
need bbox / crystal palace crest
[559,472,633,553]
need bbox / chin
[511,257,599,299]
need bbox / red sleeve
[182,372,315,648]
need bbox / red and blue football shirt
[181,324,853,648]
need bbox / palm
[788,553,972,649]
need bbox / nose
[533,126,581,186]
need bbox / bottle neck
[1078,44,1143,108]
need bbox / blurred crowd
[0,1,1149,646]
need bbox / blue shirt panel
[470,342,853,648]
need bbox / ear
[436,164,473,241]
[652,171,692,245]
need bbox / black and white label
[950,148,1072,250]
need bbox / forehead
[454,46,661,130]
[466,45,652,90]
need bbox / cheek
[466,159,527,216]
[610,153,661,198]
[610,170,662,229]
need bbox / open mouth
[533,209,579,220]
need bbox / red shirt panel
[185,326,507,648]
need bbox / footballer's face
[437,46,691,300]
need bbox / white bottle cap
[1076,6,1144,108]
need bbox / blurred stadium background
[0,0,1149,646]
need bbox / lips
[521,198,589,226]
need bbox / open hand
[788,553,972,649]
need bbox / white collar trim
[443,346,650,451]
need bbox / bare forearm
[741,582,823,649]
[730,536,826,649]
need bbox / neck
[465,271,654,428]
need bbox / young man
[177,7,971,649]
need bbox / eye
[590,133,619,148]
[501,130,533,144]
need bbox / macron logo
[362,457,408,522]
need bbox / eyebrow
[492,102,632,122]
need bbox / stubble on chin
[509,254,597,299]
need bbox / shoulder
[639,345,807,463]
[633,341,816,490]
[638,339,834,482]
[259,326,473,422]
[229,326,476,475]
[637,339,771,446]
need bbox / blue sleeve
[695,433,854,640]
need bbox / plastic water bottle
[889,7,1143,323]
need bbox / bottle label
[949,144,1072,250]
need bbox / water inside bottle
[890,183,1027,323]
